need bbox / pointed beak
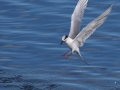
[60,41,63,46]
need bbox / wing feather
[73,4,113,46]
[69,0,88,39]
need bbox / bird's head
[60,35,68,46]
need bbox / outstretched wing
[73,4,113,47]
[68,0,88,39]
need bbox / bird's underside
[61,0,113,65]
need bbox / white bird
[60,0,113,65]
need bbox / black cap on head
[64,35,68,40]
[60,35,68,46]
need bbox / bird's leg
[65,52,72,59]
[62,50,70,56]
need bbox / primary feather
[69,0,88,39]
[73,4,114,47]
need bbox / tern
[60,0,113,65]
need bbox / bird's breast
[65,37,73,49]
[65,38,79,52]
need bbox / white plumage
[61,0,113,65]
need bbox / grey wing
[73,4,113,47]
[68,0,88,39]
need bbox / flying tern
[60,0,113,65]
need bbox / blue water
[0,0,120,90]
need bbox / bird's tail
[78,51,89,65]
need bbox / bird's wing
[68,0,88,39]
[73,4,113,47]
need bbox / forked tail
[78,52,89,65]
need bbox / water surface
[0,0,120,90]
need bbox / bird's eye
[65,35,68,39]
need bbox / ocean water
[0,0,120,90]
